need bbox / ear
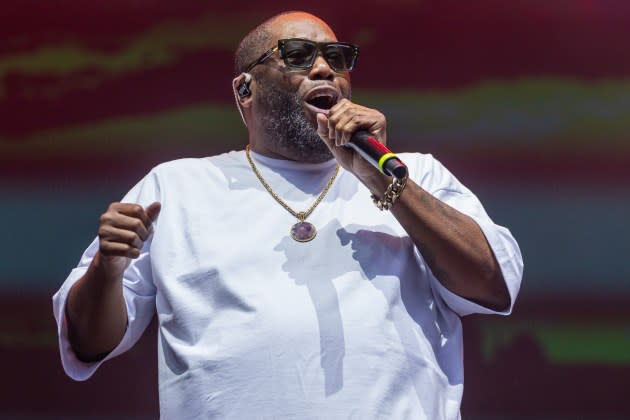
[232,73,254,107]
[232,73,254,128]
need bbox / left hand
[316,99,387,180]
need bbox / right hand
[96,201,161,273]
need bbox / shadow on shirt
[273,218,460,410]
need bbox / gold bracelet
[371,176,408,211]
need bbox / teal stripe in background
[1,183,628,296]
[475,184,630,297]
[0,184,125,292]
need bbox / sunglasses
[245,38,360,73]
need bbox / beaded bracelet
[371,176,408,211]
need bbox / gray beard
[257,82,333,163]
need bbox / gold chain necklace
[245,145,339,242]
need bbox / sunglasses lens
[281,39,358,72]
[323,44,356,72]
[283,40,317,68]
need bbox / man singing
[53,11,523,419]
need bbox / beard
[255,80,333,163]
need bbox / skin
[65,202,160,361]
[66,12,509,362]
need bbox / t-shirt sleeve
[408,153,524,317]
[51,171,161,381]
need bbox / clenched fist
[97,201,161,273]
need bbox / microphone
[344,130,408,179]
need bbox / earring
[238,82,251,98]
[232,72,252,127]
[238,72,252,97]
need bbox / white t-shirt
[53,150,523,420]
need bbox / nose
[308,55,334,81]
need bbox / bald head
[234,11,336,76]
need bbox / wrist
[91,252,127,284]
[370,175,408,211]
[357,171,391,196]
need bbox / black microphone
[344,130,408,179]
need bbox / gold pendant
[290,221,317,242]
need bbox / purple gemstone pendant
[290,221,317,242]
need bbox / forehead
[269,16,338,45]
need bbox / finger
[100,212,150,241]
[329,98,351,116]
[328,101,352,145]
[100,241,141,259]
[345,117,387,146]
[145,202,161,223]
[328,120,336,145]
[110,203,153,230]
[98,225,144,249]
[334,111,365,146]
[332,106,358,131]
[327,101,350,126]
[145,201,161,235]
[330,121,340,146]
[340,118,366,145]
[317,114,337,155]
[316,113,330,141]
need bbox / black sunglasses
[245,38,360,73]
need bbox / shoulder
[398,151,443,177]
[148,150,246,178]
[397,152,437,169]
[397,152,465,194]
[135,150,250,197]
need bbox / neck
[247,139,334,164]
[248,140,296,161]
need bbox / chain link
[371,176,407,211]
[245,145,340,221]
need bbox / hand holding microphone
[316,99,408,180]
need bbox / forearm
[316,100,510,310]
[65,251,128,362]
[362,174,510,311]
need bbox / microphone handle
[345,131,408,180]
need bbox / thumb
[145,201,161,223]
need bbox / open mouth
[306,95,336,111]
[304,87,339,114]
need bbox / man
[53,11,522,419]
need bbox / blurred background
[1,0,628,418]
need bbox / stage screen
[1,1,628,418]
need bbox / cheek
[263,69,301,95]
[283,73,304,93]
